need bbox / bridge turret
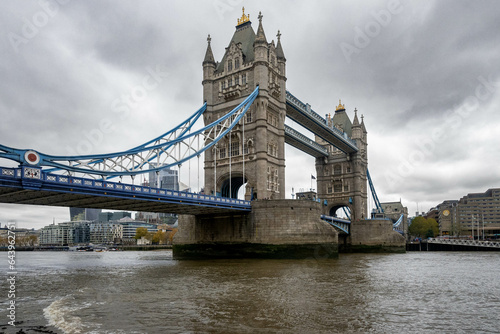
[203,34,216,105]
[202,9,286,200]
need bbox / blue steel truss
[0,166,251,213]
[393,214,404,235]
[321,214,351,234]
[367,169,383,214]
[0,87,259,179]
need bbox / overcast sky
[1,0,499,229]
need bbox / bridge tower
[315,101,368,221]
[202,9,286,200]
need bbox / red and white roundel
[24,151,40,165]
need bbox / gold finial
[336,99,345,111]
[237,7,250,26]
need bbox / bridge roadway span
[285,91,358,154]
[0,166,250,215]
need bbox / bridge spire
[255,11,267,44]
[353,108,360,126]
[203,34,215,65]
[276,30,286,61]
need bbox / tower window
[334,165,342,175]
[334,182,342,193]
[246,111,252,123]
[228,60,233,72]
[230,141,240,157]
[219,146,226,159]
[242,74,247,85]
[235,58,240,69]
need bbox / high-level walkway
[286,91,358,154]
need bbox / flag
[311,175,316,180]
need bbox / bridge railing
[285,91,358,149]
[0,166,251,208]
[427,238,500,249]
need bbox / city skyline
[1,1,499,229]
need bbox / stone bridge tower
[202,9,286,200]
[315,101,368,221]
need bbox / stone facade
[173,199,338,258]
[315,103,368,221]
[202,12,286,200]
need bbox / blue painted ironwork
[0,166,251,212]
[285,91,358,153]
[367,169,383,214]
[321,214,351,234]
[342,206,351,220]
[0,87,259,178]
[393,214,404,235]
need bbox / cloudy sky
[1,0,499,229]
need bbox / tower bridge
[0,9,405,258]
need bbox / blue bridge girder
[284,125,328,158]
[321,214,351,234]
[285,91,358,154]
[0,166,251,215]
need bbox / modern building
[89,221,123,244]
[69,208,101,221]
[457,189,500,238]
[119,217,157,240]
[148,163,179,190]
[429,189,500,238]
[436,200,459,236]
[39,221,91,246]
[98,211,132,222]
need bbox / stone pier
[342,219,406,253]
[173,199,339,259]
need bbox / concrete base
[342,219,406,253]
[173,199,339,259]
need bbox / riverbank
[0,245,172,251]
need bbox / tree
[152,231,166,245]
[134,227,149,240]
[409,217,440,238]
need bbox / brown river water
[0,250,499,333]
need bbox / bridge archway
[217,172,248,199]
[328,204,352,220]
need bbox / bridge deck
[286,91,358,154]
[0,167,250,215]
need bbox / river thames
[1,251,499,333]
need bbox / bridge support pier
[173,200,338,259]
[343,219,406,253]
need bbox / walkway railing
[0,166,251,210]
[427,238,500,249]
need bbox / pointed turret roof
[215,12,256,73]
[203,34,215,65]
[276,30,286,60]
[361,114,367,133]
[332,99,352,136]
[352,108,360,126]
[254,11,267,44]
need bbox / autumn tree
[134,227,149,240]
[409,217,440,238]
